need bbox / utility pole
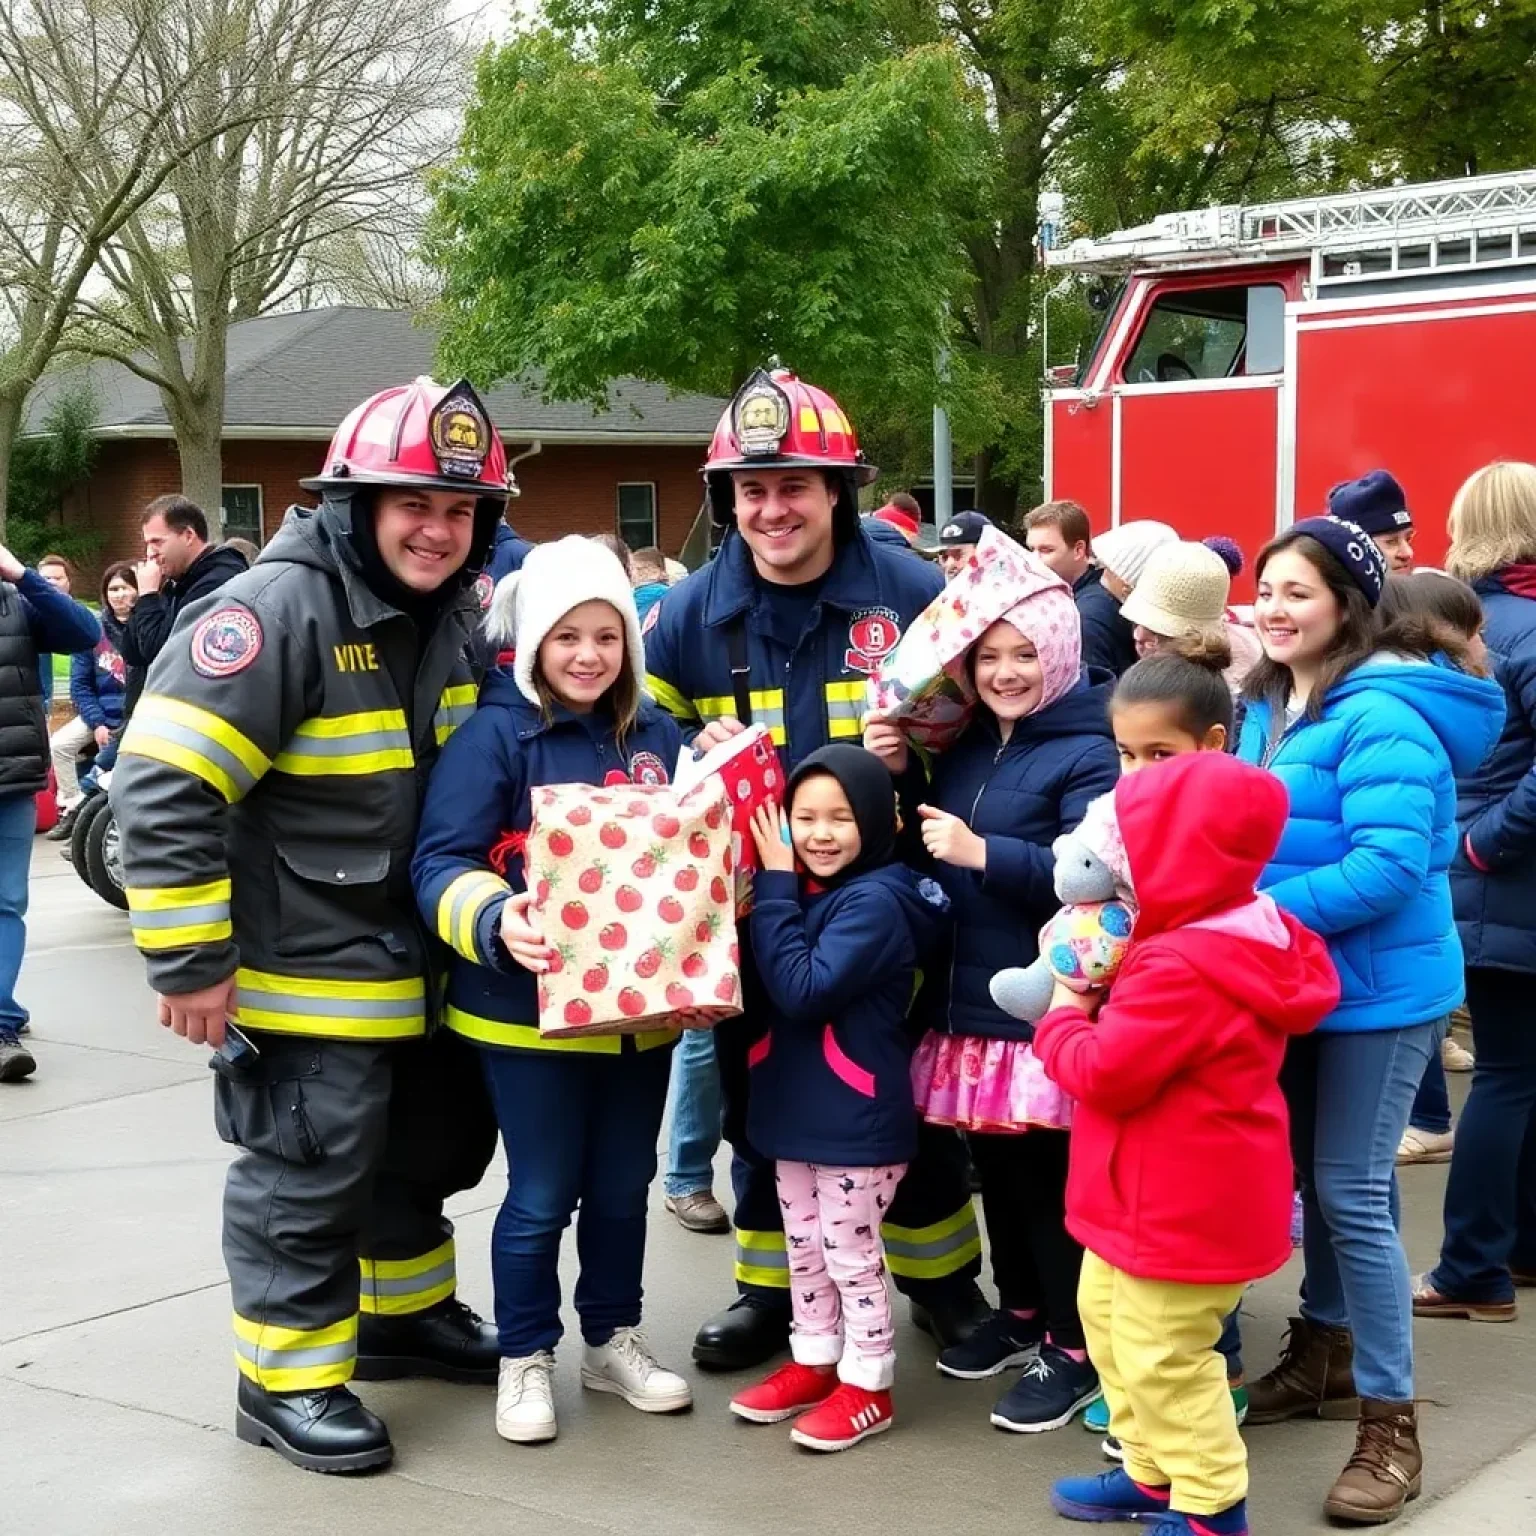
[932,342,952,524]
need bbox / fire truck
[1043,169,1536,588]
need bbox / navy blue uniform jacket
[412,668,685,1054]
[747,864,950,1165]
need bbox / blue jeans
[0,792,37,1035]
[1215,1305,1242,1379]
[480,1044,672,1357]
[664,1026,722,1198]
[1408,1019,1452,1135]
[1429,969,1536,1302]
[1284,1022,1437,1402]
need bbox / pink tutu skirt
[911,1030,1073,1134]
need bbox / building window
[617,482,657,549]
[1123,282,1285,384]
[221,485,263,545]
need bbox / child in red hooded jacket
[1008,752,1338,1536]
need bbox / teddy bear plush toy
[989,789,1136,1029]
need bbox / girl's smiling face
[536,600,625,712]
[788,772,861,878]
[1254,547,1343,671]
[972,619,1044,721]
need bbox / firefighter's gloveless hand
[158,975,238,1048]
[692,716,746,753]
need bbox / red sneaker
[730,1361,838,1423]
[789,1382,894,1451]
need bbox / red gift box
[674,725,784,914]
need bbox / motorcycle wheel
[70,794,109,886]
[84,801,129,911]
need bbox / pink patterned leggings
[775,1160,907,1391]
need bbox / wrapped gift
[673,724,784,914]
[866,525,1053,749]
[528,781,743,1038]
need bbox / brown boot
[1245,1315,1360,1424]
[1323,1400,1422,1524]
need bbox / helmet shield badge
[427,379,494,483]
[732,369,792,458]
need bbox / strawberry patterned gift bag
[866,525,1061,750]
[528,780,743,1038]
[672,724,784,915]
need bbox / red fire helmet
[301,377,513,501]
[704,367,876,485]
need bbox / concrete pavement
[2,842,1531,1535]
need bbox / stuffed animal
[989,790,1136,1029]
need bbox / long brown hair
[1376,571,1489,677]
[1241,531,1378,719]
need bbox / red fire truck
[1043,169,1536,589]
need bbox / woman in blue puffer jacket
[1235,516,1504,1525]
[1414,462,1536,1326]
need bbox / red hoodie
[1033,753,1339,1285]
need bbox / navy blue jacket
[644,526,942,771]
[69,613,128,731]
[747,864,950,1165]
[1074,566,1138,677]
[924,674,1120,1042]
[1455,575,1536,973]
[412,669,685,1054]
[488,522,534,584]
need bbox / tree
[5,383,100,567]
[54,0,467,516]
[0,0,265,537]
[428,18,989,472]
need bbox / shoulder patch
[628,750,669,786]
[190,607,263,679]
[473,571,494,610]
[845,606,902,673]
[641,599,662,636]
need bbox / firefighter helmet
[703,367,876,526]
[301,376,514,501]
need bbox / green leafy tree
[5,383,101,567]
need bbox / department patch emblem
[190,607,263,679]
[845,606,901,673]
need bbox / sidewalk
[3,844,1533,1534]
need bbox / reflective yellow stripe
[126,877,233,950]
[824,679,866,740]
[439,684,477,708]
[434,683,478,745]
[273,709,414,776]
[121,694,271,802]
[693,688,787,746]
[734,1229,790,1289]
[645,674,696,720]
[232,1311,356,1392]
[358,1238,456,1316]
[234,968,426,1041]
[827,718,862,739]
[824,681,866,702]
[434,870,509,961]
[882,1200,983,1280]
[444,1005,679,1055]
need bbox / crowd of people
[6,365,1534,1536]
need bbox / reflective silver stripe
[825,699,862,721]
[276,728,412,759]
[134,718,262,797]
[361,1257,456,1299]
[128,901,231,930]
[735,1243,788,1271]
[447,877,499,951]
[233,1336,356,1373]
[434,701,476,733]
[236,987,424,1020]
[881,1214,982,1262]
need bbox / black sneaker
[0,1030,37,1083]
[937,1309,1044,1380]
[990,1342,1099,1433]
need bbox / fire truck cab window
[1123,282,1284,384]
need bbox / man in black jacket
[122,496,249,717]
[1024,498,1139,676]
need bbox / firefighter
[645,367,989,1372]
[111,377,508,1474]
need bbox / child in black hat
[728,744,949,1451]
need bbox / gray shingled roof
[23,306,725,441]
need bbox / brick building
[24,307,726,583]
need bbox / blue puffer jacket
[412,668,685,1055]
[923,674,1120,1043]
[747,864,950,1165]
[1237,656,1505,1031]
[1454,575,1536,973]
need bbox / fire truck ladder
[1046,169,1536,286]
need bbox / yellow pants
[1078,1249,1247,1515]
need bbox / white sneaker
[580,1326,693,1413]
[496,1352,557,1443]
[1442,1034,1476,1072]
[1397,1126,1455,1165]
